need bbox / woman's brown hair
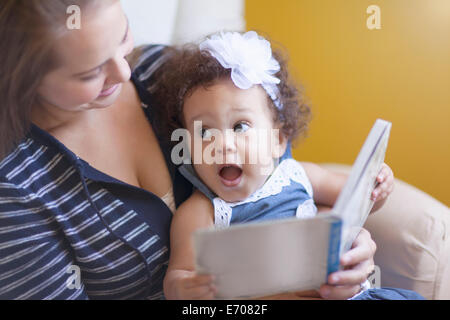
[0,0,112,159]
[151,39,312,146]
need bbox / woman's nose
[106,55,131,84]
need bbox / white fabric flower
[199,31,283,109]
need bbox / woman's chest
[90,111,172,198]
[57,86,172,199]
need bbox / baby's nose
[217,130,237,154]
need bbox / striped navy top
[0,45,193,300]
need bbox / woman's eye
[234,122,250,133]
[80,75,99,82]
[122,28,130,44]
[201,128,212,140]
[80,68,102,82]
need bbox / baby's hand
[172,272,216,300]
[371,163,394,202]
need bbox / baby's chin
[214,180,262,203]
[216,190,253,204]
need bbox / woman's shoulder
[0,136,47,182]
[0,137,55,217]
[0,129,78,193]
[129,44,174,114]
[130,44,169,89]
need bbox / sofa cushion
[365,178,450,299]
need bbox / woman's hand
[318,228,376,299]
[165,270,216,300]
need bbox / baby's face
[183,78,287,202]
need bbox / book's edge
[326,217,342,278]
[193,212,335,238]
[333,119,391,255]
[333,119,391,213]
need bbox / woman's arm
[163,190,216,299]
[0,176,91,300]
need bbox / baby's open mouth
[218,164,243,187]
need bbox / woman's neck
[31,102,95,134]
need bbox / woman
[0,0,376,299]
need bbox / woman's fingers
[328,260,374,286]
[319,283,361,300]
[319,229,376,299]
[341,229,376,267]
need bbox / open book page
[332,119,391,254]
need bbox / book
[193,119,392,299]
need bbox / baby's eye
[234,122,250,133]
[201,128,212,140]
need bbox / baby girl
[151,31,394,299]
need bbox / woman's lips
[218,165,243,187]
[98,84,119,97]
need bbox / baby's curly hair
[150,35,312,145]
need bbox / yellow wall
[246,0,450,205]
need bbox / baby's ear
[271,126,288,159]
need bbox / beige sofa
[324,164,450,300]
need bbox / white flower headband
[199,31,283,110]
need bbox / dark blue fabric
[280,143,292,161]
[351,288,426,300]
[0,45,194,300]
[78,158,172,248]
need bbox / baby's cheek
[193,163,217,189]
[245,163,273,188]
[241,138,271,166]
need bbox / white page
[332,119,391,254]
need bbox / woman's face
[37,0,134,113]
